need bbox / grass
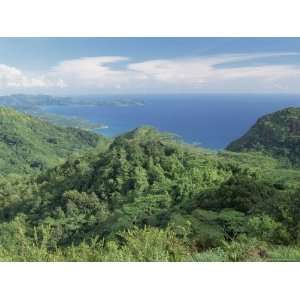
[266,246,300,262]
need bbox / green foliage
[97,226,189,262]
[0,216,63,261]
[0,107,107,175]
[246,215,290,244]
[201,172,280,213]
[11,127,241,247]
[189,236,268,262]
[188,248,227,262]
[227,107,300,166]
[266,246,300,262]
[0,222,188,262]
[220,236,268,262]
[0,108,299,261]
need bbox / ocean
[44,94,300,149]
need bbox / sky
[1,38,300,95]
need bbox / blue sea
[44,94,300,150]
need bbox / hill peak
[226,106,300,165]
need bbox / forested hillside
[227,107,300,166]
[0,107,107,174]
[0,114,299,261]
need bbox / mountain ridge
[0,107,107,174]
[226,106,300,166]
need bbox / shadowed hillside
[227,107,300,166]
[0,107,107,174]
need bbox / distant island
[0,94,144,108]
[0,94,144,131]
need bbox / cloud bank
[1,52,300,93]
[0,64,65,89]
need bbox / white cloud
[128,53,300,91]
[0,64,65,89]
[1,52,300,93]
[48,56,142,89]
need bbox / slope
[226,107,300,166]
[0,107,106,174]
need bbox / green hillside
[0,107,106,174]
[0,124,299,261]
[0,109,298,261]
[226,107,300,166]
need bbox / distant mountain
[226,107,300,165]
[0,94,70,108]
[0,107,106,174]
[0,94,144,108]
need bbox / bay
[44,94,300,149]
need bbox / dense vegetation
[227,107,300,166]
[0,107,106,174]
[0,107,299,261]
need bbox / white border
[0,0,299,36]
[0,262,298,300]
[0,1,299,299]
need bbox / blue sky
[1,38,300,94]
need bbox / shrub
[246,215,290,244]
[220,235,268,262]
